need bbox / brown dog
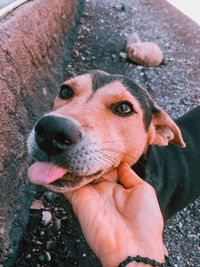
[28,70,200,219]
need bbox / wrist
[100,237,166,267]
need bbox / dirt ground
[13,0,200,266]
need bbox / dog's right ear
[147,105,185,147]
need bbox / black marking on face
[89,70,156,130]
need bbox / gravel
[13,0,200,266]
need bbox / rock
[125,40,164,67]
[46,240,54,250]
[39,254,45,261]
[26,254,31,259]
[55,219,62,231]
[119,52,128,59]
[45,251,51,262]
[179,222,183,229]
[43,192,58,203]
[41,211,52,226]
[113,4,125,11]
[30,199,45,210]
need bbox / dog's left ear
[148,105,186,147]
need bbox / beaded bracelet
[118,255,172,267]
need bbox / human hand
[64,163,166,267]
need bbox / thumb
[117,162,145,189]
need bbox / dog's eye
[111,101,135,116]
[59,84,74,100]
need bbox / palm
[65,173,163,266]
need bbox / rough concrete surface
[5,0,200,266]
[0,0,84,264]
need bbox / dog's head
[27,70,185,192]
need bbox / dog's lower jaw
[102,168,118,182]
[45,168,118,193]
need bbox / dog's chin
[45,167,118,193]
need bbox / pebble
[125,41,163,67]
[41,211,52,226]
[119,52,127,59]
[179,222,183,229]
[43,192,58,203]
[39,254,45,261]
[45,251,51,262]
[36,240,42,245]
[26,254,31,259]
[46,240,53,250]
[55,219,62,231]
[30,199,44,210]
[113,4,125,11]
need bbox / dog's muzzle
[34,115,82,157]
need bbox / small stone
[55,219,61,231]
[46,240,53,250]
[72,49,79,57]
[82,253,87,257]
[41,211,52,226]
[179,222,183,229]
[45,251,51,262]
[125,41,163,67]
[26,254,31,259]
[36,240,42,245]
[119,52,127,59]
[39,254,45,261]
[113,4,125,11]
[30,199,44,210]
[42,88,47,96]
[43,192,58,203]
[61,216,68,221]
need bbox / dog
[27,70,200,220]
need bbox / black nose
[34,115,82,156]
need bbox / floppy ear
[148,105,186,147]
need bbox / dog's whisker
[97,155,118,169]
[102,140,139,145]
[93,158,107,171]
[101,147,137,160]
[100,148,146,169]
[97,151,119,165]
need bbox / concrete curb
[0,0,84,264]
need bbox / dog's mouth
[28,161,103,192]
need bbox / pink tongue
[28,162,68,185]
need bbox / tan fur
[53,78,148,169]
[28,72,185,192]
[49,73,185,189]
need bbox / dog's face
[27,70,185,192]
